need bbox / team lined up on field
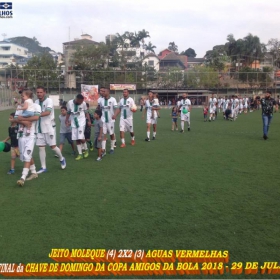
[3,86,277,186]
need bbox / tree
[238,66,272,88]
[204,45,229,71]
[225,33,266,67]
[183,66,220,89]
[168,42,178,52]
[181,48,197,57]
[23,53,58,88]
[144,42,156,53]
[267,38,280,68]
[71,43,110,83]
[137,29,150,45]
[32,36,41,46]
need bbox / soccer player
[142,91,160,141]
[179,93,191,132]
[98,87,117,154]
[179,93,191,133]
[112,88,136,147]
[217,96,222,113]
[10,92,42,186]
[35,86,66,173]
[244,95,249,114]
[66,94,91,160]
[222,97,229,119]
[208,93,217,121]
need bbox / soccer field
[0,107,280,278]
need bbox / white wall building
[142,53,160,71]
[0,41,28,68]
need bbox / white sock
[102,140,106,150]
[147,131,150,138]
[110,140,115,150]
[30,164,36,174]
[153,132,156,137]
[82,142,88,151]
[52,146,63,161]
[21,167,29,180]
[131,136,135,140]
[77,144,82,155]
[39,147,46,169]
[181,121,184,131]
[121,138,125,144]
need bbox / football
[130,104,137,112]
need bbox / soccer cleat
[90,143,94,151]
[131,139,135,146]
[26,173,38,181]
[188,127,191,131]
[83,150,89,158]
[75,154,83,161]
[37,168,47,174]
[17,178,25,186]
[152,137,155,140]
[60,157,66,169]
[109,149,114,154]
[263,134,268,140]
[96,157,102,161]
[101,151,106,157]
[180,130,184,133]
[120,143,126,148]
[7,169,15,175]
[145,138,150,142]
[71,151,76,156]
[54,155,59,158]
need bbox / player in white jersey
[11,91,42,186]
[112,89,136,147]
[239,97,243,114]
[179,93,191,132]
[243,96,249,114]
[98,87,117,154]
[208,93,217,121]
[222,97,229,118]
[217,97,222,113]
[142,91,161,141]
[66,94,91,160]
[35,86,66,173]
[233,96,239,120]
[97,87,117,148]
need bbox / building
[158,49,172,60]
[187,57,205,69]
[142,53,160,71]
[63,34,99,88]
[116,39,147,69]
[0,41,29,68]
[106,34,116,44]
[159,52,187,71]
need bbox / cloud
[2,0,280,56]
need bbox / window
[148,60,154,66]
[1,46,11,51]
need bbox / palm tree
[137,29,150,46]
[168,42,178,52]
[144,42,156,53]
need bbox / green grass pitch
[0,107,280,278]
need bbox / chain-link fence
[1,68,279,109]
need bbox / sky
[1,0,280,57]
